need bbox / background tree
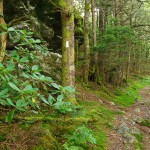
[0,0,6,62]
[83,0,90,83]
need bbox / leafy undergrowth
[113,76,150,107]
[78,100,114,150]
[0,27,114,150]
[1,75,149,149]
[0,100,114,150]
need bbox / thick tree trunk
[83,0,90,83]
[0,0,6,63]
[61,0,76,104]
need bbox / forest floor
[77,78,150,150]
[0,77,150,150]
[107,86,150,150]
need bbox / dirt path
[107,86,150,150]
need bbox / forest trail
[107,86,150,150]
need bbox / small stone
[123,116,128,120]
[124,133,137,143]
[110,102,115,105]
[118,123,129,135]
[129,127,140,135]
[132,121,136,125]
[135,108,140,113]
[98,99,103,103]
[133,116,143,123]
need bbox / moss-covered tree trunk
[0,0,6,62]
[61,0,76,104]
[83,0,90,83]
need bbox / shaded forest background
[4,0,150,87]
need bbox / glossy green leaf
[6,98,15,107]
[57,94,64,102]
[6,110,15,122]
[41,96,49,105]
[8,82,20,92]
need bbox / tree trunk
[83,0,90,83]
[61,0,76,104]
[126,49,131,81]
[75,40,79,66]
[91,0,100,84]
[0,0,6,63]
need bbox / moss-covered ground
[0,75,150,149]
[113,76,150,107]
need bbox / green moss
[31,128,60,150]
[94,130,106,150]
[58,0,66,8]
[133,133,144,150]
[113,76,150,107]
[77,100,114,150]
[0,133,6,142]
[139,120,150,128]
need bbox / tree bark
[0,0,6,63]
[91,0,100,84]
[83,0,90,83]
[75,40,79,66]
[61,0,76,104]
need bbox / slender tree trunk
[75,39,79,66]
[83,0,90,83]
[0,0,6,63]
[98,5,105,82]
[126,49,131,80]
[99,7,104,33]
[91,0,100,84]
[61,0,76,104]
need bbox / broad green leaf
[6,98,15,107]
[30,110,39,114]
[0,31,7,35]
[8,82,20,92]
[6,64,15,71]
[41,96,49,105]
[51,83,60,90]
[64,86,75,92]
[34,39,41,43]
[32,65,39,71]
[6,110,15,122]
[16,100,23,108]
[16,100,28,110]
[57,94,64,102]
[19,57,28,63]
[22,72,30,78]
[0,89,8,96]
[8,27,15,32]
[27,32,33,35]
[23,84,32,91]
[48,94,55,105]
